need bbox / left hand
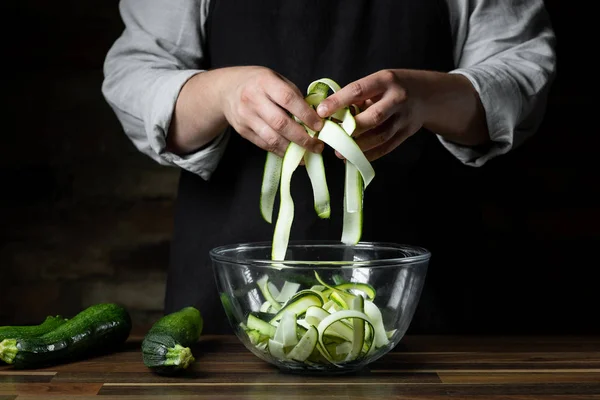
[316,69,427,162]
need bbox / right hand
[220,66,324,157]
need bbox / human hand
[316,70,427,162]
[221,66,324,157]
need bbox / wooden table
[1,335,599,399]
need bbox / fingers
[333,115,402,160]
[230,68,328,155]
[240,124,286,157]
[334,111,418,161]
[354,115,402,153]
[361,98,376,110]
[316,71,393,118]
[266,79,324,132]
[254,102,323,154]
[242,119,313,161]
[353,88,407,136]
[363,125,415,162]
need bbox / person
[102,0,557,334]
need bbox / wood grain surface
[1,335,599,399]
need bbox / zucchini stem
[164,344,195,369]
[0,339,17,364]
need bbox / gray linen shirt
[102,0,557,181]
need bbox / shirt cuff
[438,67,522,167]
[160,130,230,181]
[144,69,228,181]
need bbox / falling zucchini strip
[260,152,283,223]
[262,77,375,260]
[297,118,330,220]
[261,80,330,225]
[304,151,330,219]
[271,142,307,261]
[342,162,363,245]
[301,84,331,220]
[345,156,362,214]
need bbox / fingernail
[316,143,325,153]
[314,119,324,131]
[317,104,328,117]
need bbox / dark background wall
[1,1,597,333]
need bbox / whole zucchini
[0,315,68,364]
[142,306,203,375]
[0,303,131,368]
[0,315,68,342]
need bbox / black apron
[166,0,485,334]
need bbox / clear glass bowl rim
[209,240,431,269]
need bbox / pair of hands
[221,66,427,162]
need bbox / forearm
[415,70,489,147]
[437,0,556,166]
[101,0,229,180]
[167,69,230,155]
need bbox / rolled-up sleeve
[443,0,557,166]
[102,0,226,180]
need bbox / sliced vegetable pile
[240,272,395,367]
[0,303,131,369]
[260,78,375,260]
[142,306,203,375]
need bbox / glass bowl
[210,241,430,374]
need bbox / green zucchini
[0,315,68,342]
[0,315,68,364]
[141,306,203,375]
[0,303,131,369]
